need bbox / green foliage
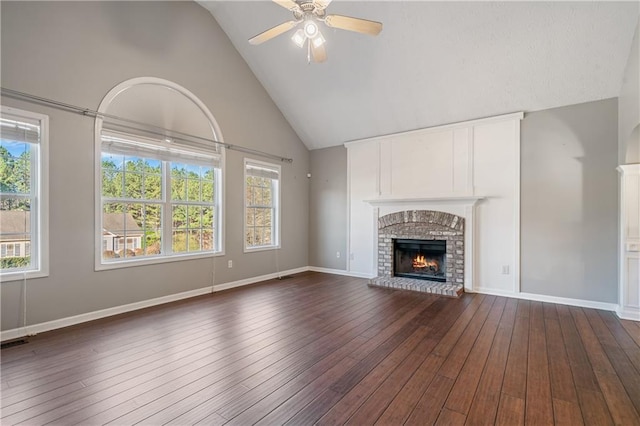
[0,143,31,210]
[102,156,164,230]
[1,256,30,269]
[102,155,217,254]
[172,230,213,253]
[245,176,275,247]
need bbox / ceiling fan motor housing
[295,2,326,19]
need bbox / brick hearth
[369,210,465,297]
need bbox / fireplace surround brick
[371,210,465,296]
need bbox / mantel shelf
[364,195,485,206]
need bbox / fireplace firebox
[393,239,446,282]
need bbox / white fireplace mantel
[365,195,485,206]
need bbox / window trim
[94,77,225,271]
[0,105,49,282]
[243,158,281,253]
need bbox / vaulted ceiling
[200,1,639,150]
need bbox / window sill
[95,250,224,271]
[0,269,49,282]
[244,245,280,254]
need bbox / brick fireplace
[370,210,465,297]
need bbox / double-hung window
[0,106,49,280]
[99,131,223,267]
[244,159,280,251]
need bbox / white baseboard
[3,270,633,342]
[0,266,309,342]
[211,267,309,292]
[616,306,640,321]
[472,287,619,312]
[308,266,373,279]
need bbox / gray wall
[521,98,619,303]
[309,146,347,270]
[1,1,310,331]
[618,18,640,164]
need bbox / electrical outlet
[228,260,233,268]
[336,251,341,258]
[350,253,354,260]
[502,265,509,274]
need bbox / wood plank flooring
[1,271,639,425]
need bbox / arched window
[95,78,224,269]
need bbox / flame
[413,255,438,269]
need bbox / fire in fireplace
[393,239,446,282]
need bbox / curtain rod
[0,87,294,164]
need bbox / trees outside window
[0,107,48,279]
[244,159,280,251]
[99,132,222,266]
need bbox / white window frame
[243,158,281,253]
[94,77,226,271]
[97,132,224,269]
[0,106,49,282]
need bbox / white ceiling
[200,1,639,150]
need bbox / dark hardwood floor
[1,271,639,425]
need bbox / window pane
[187,179,201,202]
[143,173,162,201]
[244,161,278,250]
[0,199,32,271]
[188,205,202,228]
[172,230,187,253]
[101,153,124,197]
[264,209,272,227]
[246,185,254,206]
[0,194,30,212]
[202,230,214,251]
[202,207,214,229]
[255,185,262,205]
[263,185,272,206]
[124,172,143,199]
[202,180,214,202]
[188,230,202,252]
[171,163,187,201]
[246,208,255,226]
[102,203,155,260]
[0,141,31,195]
[254,209,265,227]
[246,228,254,247]
[100,139,220,264]
[143,204,162,256]
[172,205,188,229]
[254,227,263,246]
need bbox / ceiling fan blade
[248,20,298,45]
[272,0,301,12]
[312,0,332,10]
[324,14,383,36]
[311,40,327,63]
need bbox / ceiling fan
[248,0,383,63]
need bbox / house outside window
[99,131,222,266]
[244,158,280,251]
[0,106,49,280]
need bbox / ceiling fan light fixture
[291,29,306,48]
[303,19,319,38]
[312,32,325,48]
